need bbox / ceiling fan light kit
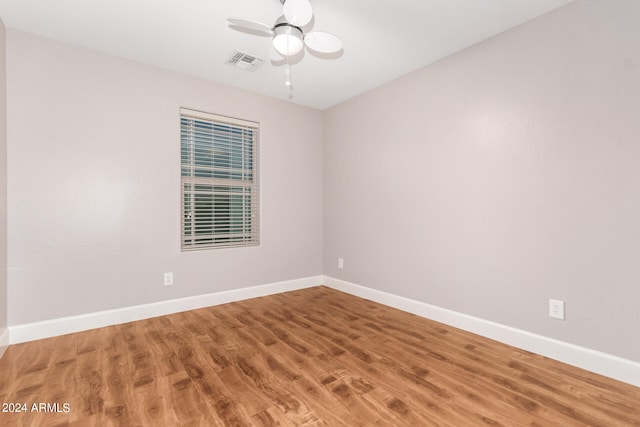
[272,23,304,56]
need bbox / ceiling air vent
[226,51,264,72]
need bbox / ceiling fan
[228,0,343,57]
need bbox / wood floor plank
[1,286,639,426]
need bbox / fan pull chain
[285,30,293,99]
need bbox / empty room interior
[0,0,639,425]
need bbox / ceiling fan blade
[283,0,313,27]
[304,31,343,54]
[227,17,273,35]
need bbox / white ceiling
[0,0,572,110]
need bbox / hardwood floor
[0,286,638,426]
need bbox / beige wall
[7,30,323,325]
[5,0,640,364]
[0,18,6,333]
[324,0,640,362]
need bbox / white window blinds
[180,108,259,250]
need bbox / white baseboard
[323,276,640,388]
[7,274,639,387]
[9,276,323,344]
[0,327,9,359]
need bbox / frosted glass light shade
[273,25,304,55]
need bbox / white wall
[7,30,323,325]
[324,0,640,362]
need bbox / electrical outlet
[338,258,344,269]
[549,299,565,320]
[164,272,174,286]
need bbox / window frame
[180,108,259,251]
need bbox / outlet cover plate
[164,272,174,286]
[549,299,565,320]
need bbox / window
[180,108,259,250]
